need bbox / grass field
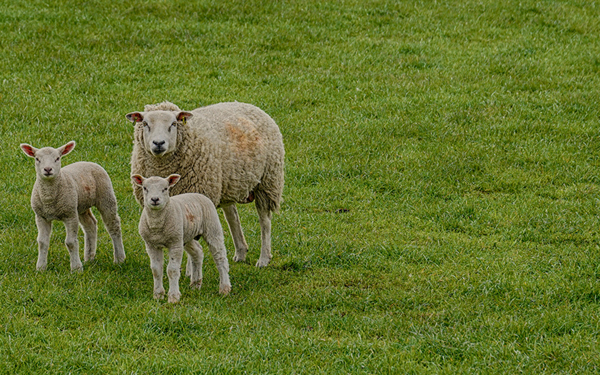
[1,0,600,373]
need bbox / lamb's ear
[126,112,144,123]
[176,112,193,124]
[58,141,76,156]
[20,143,37,158]
[131,174,145,187]
[167,174,181,187]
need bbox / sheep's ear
[167,174,181,187]
[20,143,37,158]
[126,112,144,123]
[59,141,76,156]
[176,112,193,124]
[131,174,145,187]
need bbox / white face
[132,174,180,210]
[140,111,179,156]
[34,148,63,180]
[20,141,75,180]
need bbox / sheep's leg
[185,254,192,277]
[166,244,184,303]
[98,204,126,264]
[78,209,98,262]
[63,217,83,272]
[222,204,248,262]
[35,215,52,271]
[255,205,273,268]
[204,234,231,295]
[185,241,204,290]
[146,244,165,300]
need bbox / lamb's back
[63,162,114,211]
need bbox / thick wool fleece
[130,102,284,213]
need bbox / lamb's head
[20,141,76,180]
[126,110,193,157]
[132,174,181,210]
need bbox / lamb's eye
[35,158,40,162]
[55,157,60,162]
[143,187,147,192]
[163,188,168,192]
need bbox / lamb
[126,101,284,267]
[20,141,126,271]
[132,174,231,303]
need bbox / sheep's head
[20,141,76,180]
[126,110,193,157]
[132,174,181,210]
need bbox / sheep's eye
[142,121,149,129]
[168,122,176,132]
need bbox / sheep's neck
[36,174,64,205]
[145,203,172,230]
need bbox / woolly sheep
[20,141,126,271]
[132,174,231,303]
[126,101,284,267]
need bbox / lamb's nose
[44,167,52,174]
[151,197,159,204]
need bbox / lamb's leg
[185,241,204,290]
[222,204,248,262]
[255,205,273,268]
[204,233,231,295]
[63,217,83,272]
[185,254,192,277]
[146,244,165,300]
[97,201,125,264]
[78,209,98,262]
[35,215,52,271]
[166,244,184,303]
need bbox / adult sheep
[126,101,284,267]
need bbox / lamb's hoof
[153,290,165,300]
[255,257,271,267]
[168,293,181,303]
[219,284,231,295]
[114,255,126,264]
[84,254,96,262]
[36,264,47,272]
[190,279,202,290]
[71,264,84,273]
[233,251,247,262]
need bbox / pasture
[1,0,600,373]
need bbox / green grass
[1,0,600,373]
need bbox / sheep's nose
[153,140,165,147]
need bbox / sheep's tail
[254,188,281,213]
[144,101,181,112]
[254,158,284,214]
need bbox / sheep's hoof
[154,290,165,300]
[219,284,231,295]
[168,293,181,303]
[71,264,84,273]
[190,279,202,290]
[255,258,271,268]
[233,251,247,262]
